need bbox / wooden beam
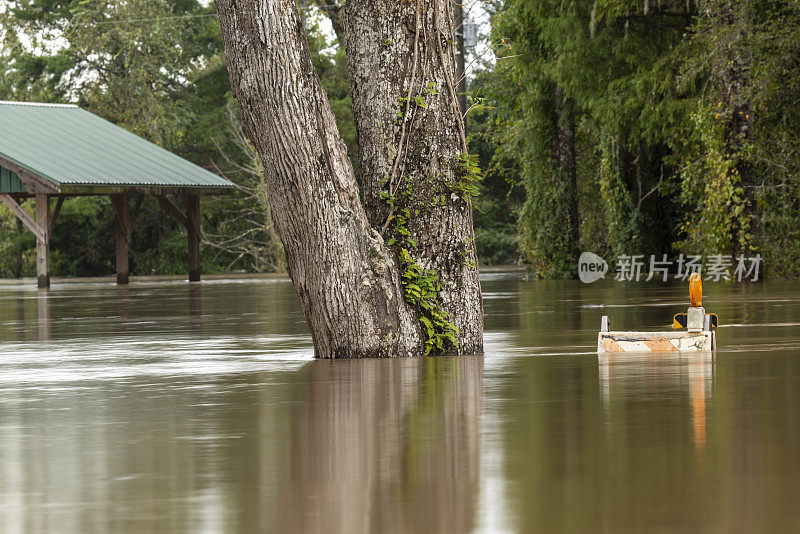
[158,194,201,282]
[49,196,64,231]
[183,194,201,282]
[18,171,60,195]
[0,194,47,244]
[0,155,60,194]
[157,195,189,229]
[182,193,201,237]
[35,194,50,288]
[129,194,144,240]
[59,185,231,196]
[5,187,233,197]
[110,193,130,284]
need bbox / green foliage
[452,153,483,202]
[595,140,638,259]
[489,0,800,277]
[384,185,459,355]
[0,204,35,278]
[465,70,524,265]
[669,0,800,267]
[398,248,459,356]
[3,0,799,282]
[493,0,693,273]
[674,107,753,255]
[0,0,353,278]
[50,197,115,276]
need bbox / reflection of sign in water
[598,352,713,450]
[688,355,710,448]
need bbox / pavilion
[0,101,234,287]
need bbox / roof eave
[0,154,61,194]
[57,184,235,196]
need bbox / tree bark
[215,0,427,358]
[342,0,483,353]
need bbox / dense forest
[1,0,798,279]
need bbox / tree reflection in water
[277,356,483,534]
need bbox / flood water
[1,270,800,533]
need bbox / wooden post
[35,194,50,288]
[15,217,23,278]
[183,194,201,282]
[110,193,129,284]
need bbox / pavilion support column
[110,193,130,285]
[183,194,201,282]
[35,194,50,288]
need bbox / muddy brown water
[1,271,799,533]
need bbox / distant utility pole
[454,2,467,120]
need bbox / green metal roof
[0,101,233,193]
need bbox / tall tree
[214,0,483,357]
[676,0,756,256]
[494,0,693,269]
[342,0,483,346]
[519,86,578,278]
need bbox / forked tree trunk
[215,0,483,357]
[215,0,419,358]
[343,0,483,353]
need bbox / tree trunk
[215,0,482,357]
[713,0,754,253]
[342,0,483,353]
[215,0,421,358]
[553,89,579,263]
[520,86,580,277]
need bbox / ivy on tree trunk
[214,0,483,357]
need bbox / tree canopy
[1,0,800,280]
[484,0,800,278]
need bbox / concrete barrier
[598,330,715,353]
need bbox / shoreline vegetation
[2,1,799,281]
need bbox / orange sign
[689,272,702,307]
